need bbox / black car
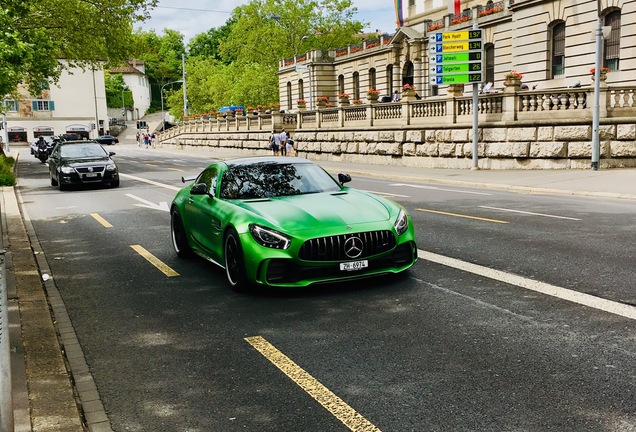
[95,135,119,145]
[48,141,120,190]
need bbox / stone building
[278,0,632,109]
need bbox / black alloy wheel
[171,208,192,258]
[224,228,248,291]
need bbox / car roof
[58,140,100,145]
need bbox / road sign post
[430,28,483,169]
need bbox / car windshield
[60,144,107,158]
[220,162,342,199]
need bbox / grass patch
[0,155,16,186]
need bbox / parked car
[95,135,119,145]
[170,156,417,291]
[48,141,119,190]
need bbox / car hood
[235,189,395,232]
[61,156,113,166]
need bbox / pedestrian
[144,134,150,148]
[150,132,156,148]
[285,133,294,157]
[136,131,141,147]
[392,90,399,102]
[279,128,287,156]
[269,130,281,156]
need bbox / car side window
[195,167,219,196]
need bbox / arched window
[298,79,304,101]
[286,82,292,110]
[402,61,414,87]
[369,68,377,90]
[484,43,495,84]
[604,10,621,71]
[338,75,345,95]
[387,64,393,95]
[353,72,360,100]
[550,21,565,78]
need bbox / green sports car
[170,156,417,290]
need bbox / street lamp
[161,80,184,130]
[121,87,126,120]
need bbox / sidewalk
[5,142,636,431]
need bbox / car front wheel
[171,208,192,258]
[50,173,58,186]
[224,228,248,291]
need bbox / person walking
[269,130,281,155]
[285,133,295,157]
[279,129,287,156]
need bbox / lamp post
[121,87,126,120]
[161,80,184,129]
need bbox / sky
[141,0,398,44]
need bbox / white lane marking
[479,206,582,221]
[363,190,410,198]
[391,183,493,196]
[126,194,170,212]
[119,173,181,191]
[419,249,636,321]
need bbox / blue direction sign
[429,30,483,85]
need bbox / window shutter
[49,101,55,111]
[32,101,38,111]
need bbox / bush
[0,155,16,186]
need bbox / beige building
[278,0,632,109]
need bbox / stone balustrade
[157,84,636,169]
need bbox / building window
[550,21,565,78]
[386,65,393,94]
[604,10,620,71]
[485,43,495,84]
[3,100,18,111]
[298,79,304,101]
[338,75,345,95]
[31,100,55,111]
[353,72,360,100]
[369,68,377,90]
[286,82,292,110]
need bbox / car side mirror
[338,173,352,184]
[190,183,210,196]
[108,152,116,156]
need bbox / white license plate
[84,173,98,178]
[340,260,368,271]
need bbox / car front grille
[75,166,106,174]
[299,230,396,261]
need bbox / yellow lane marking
[91,213,113,228]
[416,208,509,224]
[167,167,183,172]
[130,245,179,277]
[245,336,382,432]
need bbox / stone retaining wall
[159,123,636,169]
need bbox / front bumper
[59,170,118,185]
[251,241,418,287]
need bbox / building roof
[109,60,146,76]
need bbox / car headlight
[394,208,409,236]
[61,166,74,174]
[106,163,117,172]
[249,224,291,250]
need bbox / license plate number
[340,260,368,271]
[84,173,98,178]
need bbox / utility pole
[182,54,188,117]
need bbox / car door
[185,167,223,258]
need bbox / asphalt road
[15,145,636,431]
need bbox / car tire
[171,208,192,258]
[50,173,58,186]
[224,228,249,292]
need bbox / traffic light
[136,120,147,129]
[136,121,140,129]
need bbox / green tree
[1,0,157,97]
[178,0,365,118]
[104,72,134,109]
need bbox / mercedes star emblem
[344,236,364,259]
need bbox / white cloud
[142,0,397,43]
